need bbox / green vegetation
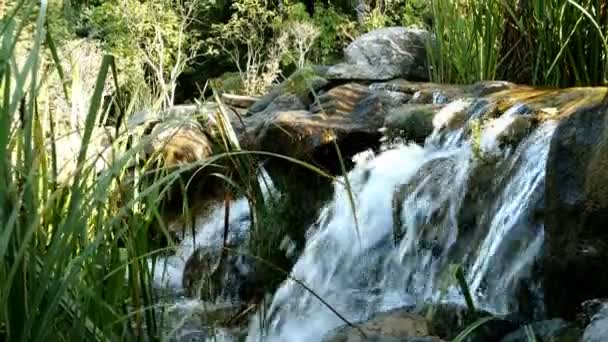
[4,0,608,339]
[428,0,608,87]
[0,3,178,340]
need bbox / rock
[342,27,430,81]
[251,106,382,172]
[384,104,442,143]
[182,247,260,302]
[543,102,608,319]
[481,111,535,151]
[323,63,407,81]
[250,83,389,172]
[432,99,472,131]
[501,319,581,342]
[148,119,213,167]
[220,94,260,109]
[248,70,329,114]
[259,93,307,115]
[322,308,440,342]
[580,299,608,325]
[583,300,608,342]
[311,83,372,115]
[409,303,519,341]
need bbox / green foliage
[428,0,608,87]
[308,2,359,64]
[385,0,429,27]
[87,0,195,93]
[206,0,287,95]
[360,0,429,32]
[0,8,189,339]
[362,7,388,31]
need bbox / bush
[87,0,199,105]
[205,0,289,96]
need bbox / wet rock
[409,303,519,341]
[338,27,430,81]
[384,104,442,143]
[500,319,581,342]
[182,247,259,302]
[543,102,608,319]
[432,99,472,131]
[582,299,608,342]
[322,308,438,342]
[392,157,458,244]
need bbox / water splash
[247,99,556,342]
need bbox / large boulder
[543,102,608,319]
[249,83,393,172]
[323,27,430,81]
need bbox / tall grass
[428,0,608,87]
[0,1,195,340]
[427,0,503,84]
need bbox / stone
[408,303,519,341]
[259,93,307,115]
[148,119,213,167]
[384,104,442,143]
[583,302,608,342]
[500,319,581,342]
[248,70,329,114]
[543,102,608,319]
[323,63,406,81]
[182,246,260,302]
[310,83,372,115]
[322,308,438,342]
[343,27,430,81]
[220,94,260,109]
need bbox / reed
[0,2,194,339]
[428,0,608,87]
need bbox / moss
[385,104,441,143]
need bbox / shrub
[87,0,199,105]
[206,0,289,96]
[310,2,360,64]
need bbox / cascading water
[152,171,275,341]
[246,98,556,342]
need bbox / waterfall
[246,98,556,342]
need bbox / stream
[154,97,556,341]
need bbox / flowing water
[246,98,556,341]
[155,97,557,341]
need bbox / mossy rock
[385,104,442,143]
